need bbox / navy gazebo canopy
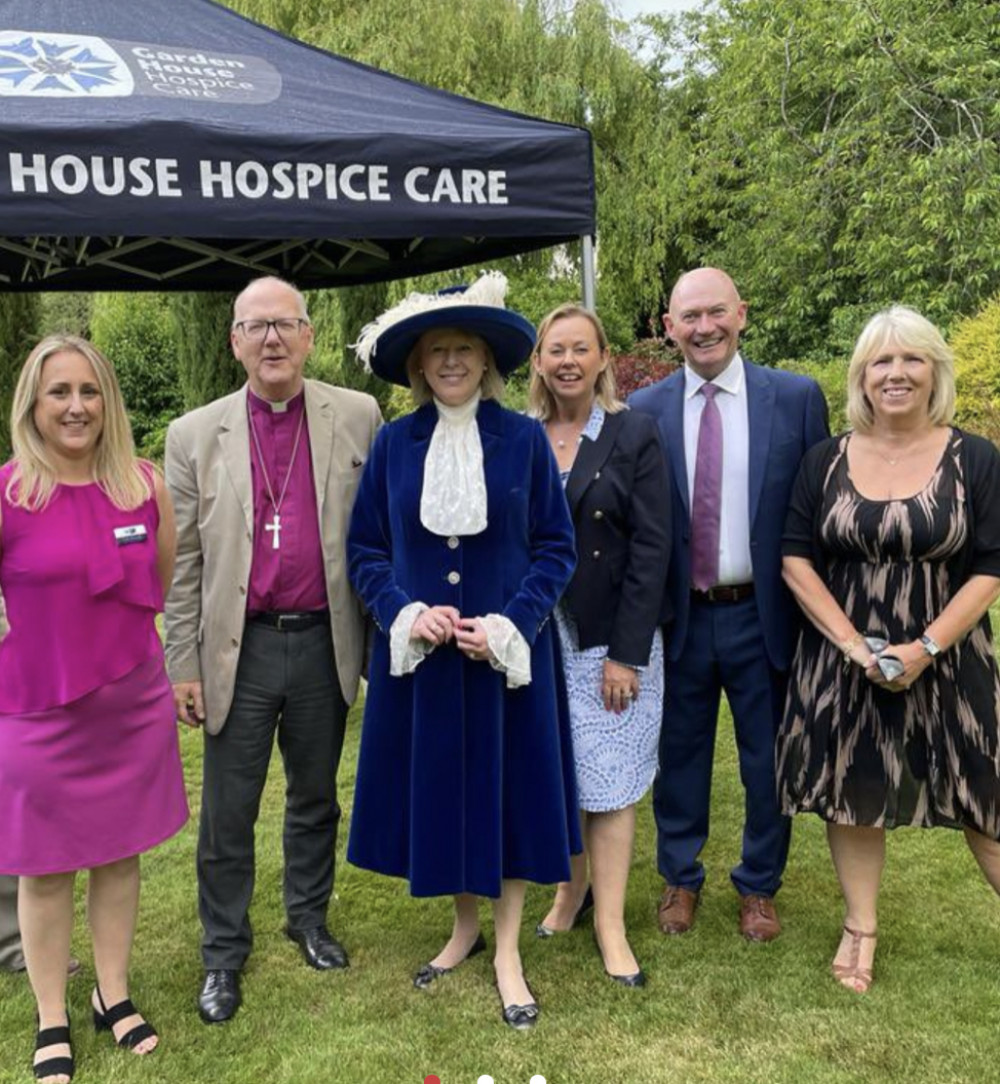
[0,0,595,292]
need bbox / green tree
[90,293,182,459]
[168,293,244,410]
[223,0,668,341]
[0,294,40,459]
[648,0,1000,362]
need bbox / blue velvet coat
[346,399,581,898]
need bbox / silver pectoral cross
[265,513,281,550]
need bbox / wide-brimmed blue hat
[353,271,535,387]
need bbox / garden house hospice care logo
[0,31,280,102]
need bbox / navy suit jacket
[630,360,829,670]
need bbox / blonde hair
[528,303,624,421]
[7,335,150,511]
[845,305,956,433]
[405,329,505,406]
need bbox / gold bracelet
[839,631,864,659]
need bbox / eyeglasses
[233,318,310,342]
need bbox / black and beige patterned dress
[777,431,1000,837]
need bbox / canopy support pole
[581,234,596,310]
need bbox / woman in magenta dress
[0,335,188,1082]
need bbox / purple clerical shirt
[246,389,328,615]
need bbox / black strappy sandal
[34,1018,73,1081]
[92,987,157,1051]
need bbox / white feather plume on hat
[352,270,510,370]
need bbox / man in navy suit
[630,268,828,940]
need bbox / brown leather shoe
[657,884,699,934]
[739,894,781,941]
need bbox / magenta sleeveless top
[0,462,164,713]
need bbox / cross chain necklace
[248,405,306,550]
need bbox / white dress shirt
[683,353,754,585]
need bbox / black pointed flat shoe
[608,968,647,987]
[496,979,539,1030]
[535,885,594,938]
[593,931,646,988]
[412,932,486,990]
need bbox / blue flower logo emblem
[0,31,133,97]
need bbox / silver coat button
[592,550,601,559]
[447,571,461,585]
[447,536,460,549]
[593,510,604,521]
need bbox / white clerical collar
[684,352,744,400]
[249,387,303,414]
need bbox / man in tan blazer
[165,276,381,1024]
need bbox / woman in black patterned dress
[777,305,1000,993]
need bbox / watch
[920,634,941,658]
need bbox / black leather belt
[249,610,328,631]
[691,583,755,604]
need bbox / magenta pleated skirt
[0,655,188,875]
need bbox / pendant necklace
[248,405,306,550]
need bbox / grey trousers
[0,874,24,971]
[197,621,348,970]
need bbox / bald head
[233,276,308,323]
[664,267,747,381]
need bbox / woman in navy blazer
[347,276,580,1029]
[530,304,670,986]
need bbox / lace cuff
[481,614,531,689]
[390,602,433,676]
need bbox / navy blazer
[630,360,829,670]
[561,409,671,667]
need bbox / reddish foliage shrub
[613,353,678,398]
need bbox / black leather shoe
[285,925,349,970]
[413,933,486,990]
[198,969,241,1024]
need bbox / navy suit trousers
[654,594,790,897]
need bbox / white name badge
[114,524,148,545]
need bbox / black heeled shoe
[92,986,157,1051]
[593,930,647,987]
[413,932,487,990]
[34,1016,73,1082]
[535,885,594,938]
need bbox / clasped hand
[862,640,932,692]
[410,605,493,662]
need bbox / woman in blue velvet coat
[347,273,580,1030]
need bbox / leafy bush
[90,293,182,460]
[950,293,1000,446]
[777,356,850,435]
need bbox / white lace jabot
[419,391,487,537]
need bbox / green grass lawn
[2,693,999,1084]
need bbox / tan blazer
[164,380,382,735]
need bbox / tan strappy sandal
[831,924,877,993]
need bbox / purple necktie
[690,383,722,591]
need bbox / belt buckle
[276,614,291,631]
